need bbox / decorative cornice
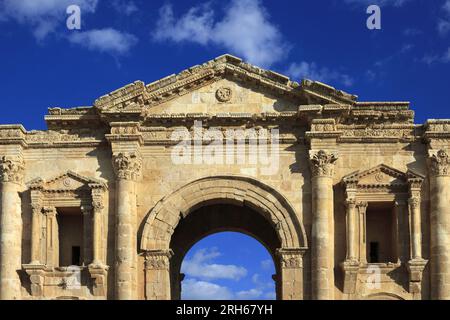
[309,150,338,177]
[429,149,450,176]
[0,155,24,183]
[112,152,142,181]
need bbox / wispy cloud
[181,248,247,281]
[286,61,354,87]
[111,0,138,16]
[152,0,289,67]
[438,0,450,36]
[182,278,234,300]
[0,0,98,40]
[344,0,411,7]
[68,28,138,55]
[260,259,273,271]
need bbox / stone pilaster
[276,248,305,300]
[428,149,450,300]
[356,202,368,264]
[112,151,142,300]
[309,150,337,300]
[0,155,24,300]
[43,206,57,267]
[30,204,42,264]
[144,250,173,300]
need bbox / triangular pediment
[93,54,357,115]
[343,164,408,187]
[28,171,106,191]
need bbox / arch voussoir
[140,176,308,252]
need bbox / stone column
[277,248,304,300]
[30,204,42,264]
[144,250,173,300]
[92,200,104,266]
[81,205,93,265]
[345,199,357,261]
[309,150,337,300]
[113,152,142,300]
[408,197,422,260]
[356,202,368,264]
[0,155,24,300]
[43,207,58,267]
[428,149,450,300]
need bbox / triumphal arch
[1,54,449,300]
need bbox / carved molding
[112,152,142,181]
[276,248,305,269]
[429,149,450,176]
[0,155,24,183]
[309,150,338,177]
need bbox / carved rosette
[429,149,450,176]
[112,152,142,181]
[0,155,24,184]
[276,248,304,269]
[309,150,338,178]
[145,250,173,270]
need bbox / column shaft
[30,205,41,264]
[0,155,24,300]
[309,150,337,300]
[429,150,450,300]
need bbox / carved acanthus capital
[42,206,57,217]
[309,150,338,178]
[0,155,24,183]
[356,201,368,214]
[276,248,305,269]
[429,149,450,176]
[112,152,142,181]
[144,250,173,270]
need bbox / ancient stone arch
[140,175,308,300]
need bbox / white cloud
[260,259,273,271]
[181,248,247,281]
[344,0,410,7]
[286,61,354,87]
[68,28,138,55]
[236,288,263,299]
[438,0,450,35]
[0,0,98,40]
[182,278,234,300]
[111,0,138,16]
[152,0,289,67]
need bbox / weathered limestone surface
[0,54,448,300]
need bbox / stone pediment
[28,171,107,192]
[93,54,357,115]
[343,164,409,188]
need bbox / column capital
[309,150,338,178]
[356,201,368,211]
[0,155,24,184]
[144,250,173,270]
[428,149,450,176]
[42,206,57,216]
[112,151,142,181]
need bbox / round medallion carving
[375,173,384,182]
[63,178,72,187]
[216,87,232,102]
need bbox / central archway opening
[180,232,276,300]
[169,203,282,300]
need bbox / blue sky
[1,0,450,300]
[181,232,275,300]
